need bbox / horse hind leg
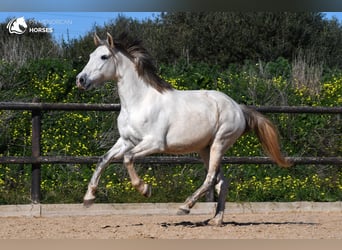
[208,169,228,226]
[177,147,212,215]
[199,147,216,202]
[177,144,224,221]
[177,168,228,226]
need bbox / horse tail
[240,105,292,168]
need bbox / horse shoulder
[118,94,169,141]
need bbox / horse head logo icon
[6,17,28,35]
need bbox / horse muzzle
[76,74,89,90]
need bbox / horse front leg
[83,137,131,207]
[123,153,151,197]
[122,138,164,197]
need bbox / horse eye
[101,55,110,60]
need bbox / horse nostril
[79,76,85,84]
[76,74,87,90]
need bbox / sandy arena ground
[0,211,341,239]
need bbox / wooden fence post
[31,98,41,203]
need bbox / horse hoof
[208,217,223,227]
[177,208,190,215]
[143,184,152,198]
[83,199,95,208]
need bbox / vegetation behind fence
[0,101,341,204]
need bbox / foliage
[0,18,60,68]
[1,56,341,204]
[226,165,342,202]
[61,12,342,69]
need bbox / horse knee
[123,153,133,164]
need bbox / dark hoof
[83,199,95,208]
[177,208,190,215]
[143,184,152,198]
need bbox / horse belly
[164,111,216,154]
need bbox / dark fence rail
[0,156,341,165]
[1,102,342,113]
[0,102,121,111]
[0,102,341,203]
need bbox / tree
[0,18,61,93]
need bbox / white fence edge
[0,202,341,217]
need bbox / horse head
[76,33,117,90]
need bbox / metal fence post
[31,98,41,203]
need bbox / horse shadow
[159,219,318,228]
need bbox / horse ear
[94,33,101,46]
[106,32,114,48]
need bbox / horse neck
[116,53,153,110]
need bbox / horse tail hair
[240,105,292,168]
